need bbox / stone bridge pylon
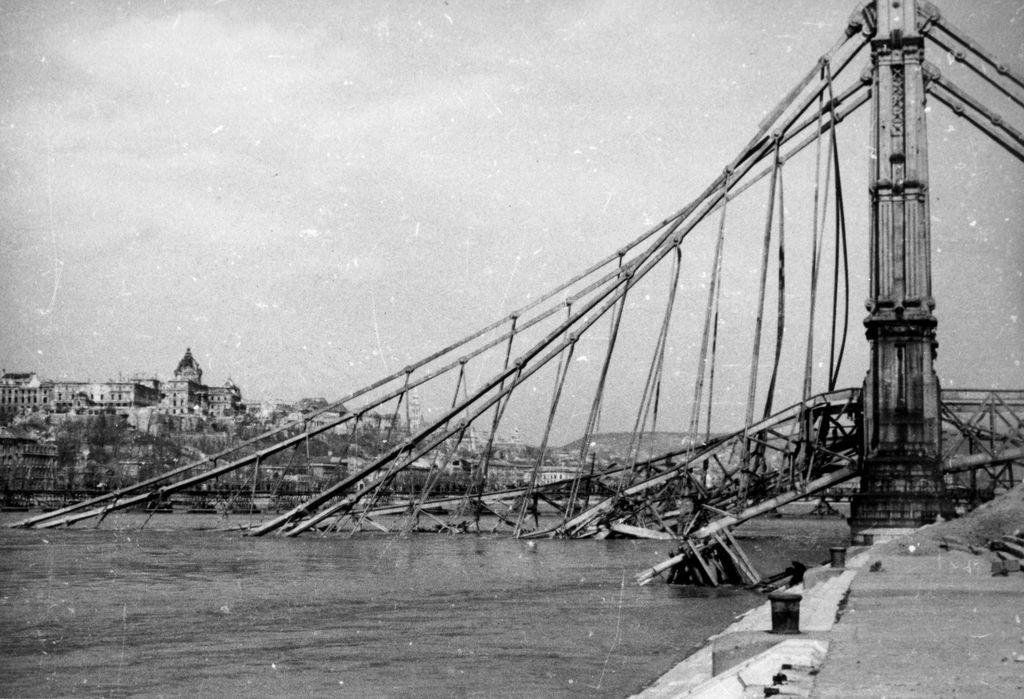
[851,0,952,542]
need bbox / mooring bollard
[768,592,802,634]
[829,546,847,569]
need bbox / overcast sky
[1,0,1021,417]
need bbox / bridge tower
[850,0,953,543]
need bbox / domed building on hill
[161,348,241,416]
[174,347,203,383]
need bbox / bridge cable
[695,81,868,450]
[327,413,405,533]
[741,135,784,501]
[738,23,865,173]
[565,288,628,526]
[514,333,577,536]
[275,234,695,535]
[350,444,416,535]
[924,33,1024,111]
[642,247,685,466]
[512,303,577,531]
[801,71,839,485]
[926,74,1024,164]
[256,40,868,536]
[762,164,787,420]
[689,169,731,455]
[354,374,430,532]
[539,49,874,539]
[462,314,519,528]
[284,215,727,537]
[705,275,723,445]
[383,371,410,449]
[353,373,412,521]
[622,245,684,494]
[407,360,471,531]
[826,64,851,392]
[803,64,831,403]
[930,15,1024,94]
[765,35,870,163]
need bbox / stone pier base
[849,491,953,544]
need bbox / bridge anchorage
[11,0,1023,586]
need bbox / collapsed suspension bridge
[13,0,1024,586]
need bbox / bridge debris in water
[6,3,1023,600]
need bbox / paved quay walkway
[634,520,1024,697]
[812,537,1024,698]
[634,553,867,699]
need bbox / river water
[0,512,847,698]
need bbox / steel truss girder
[941,390,1024,494]
[630,389,1024,585]
[566,389,1024,544]
[548,389,862,540]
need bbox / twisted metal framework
[11,2,1022,576]
[299,389,1023,546]
[941,390,1024,495]
[556,389,862,544]
[630,388,1024,584]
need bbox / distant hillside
[559,431,726,462]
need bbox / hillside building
[0,372,48,420]
[0,348,243,423]
[160,348,241,416]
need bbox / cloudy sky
[1,0,1021,420]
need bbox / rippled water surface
[0,512,846,697]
